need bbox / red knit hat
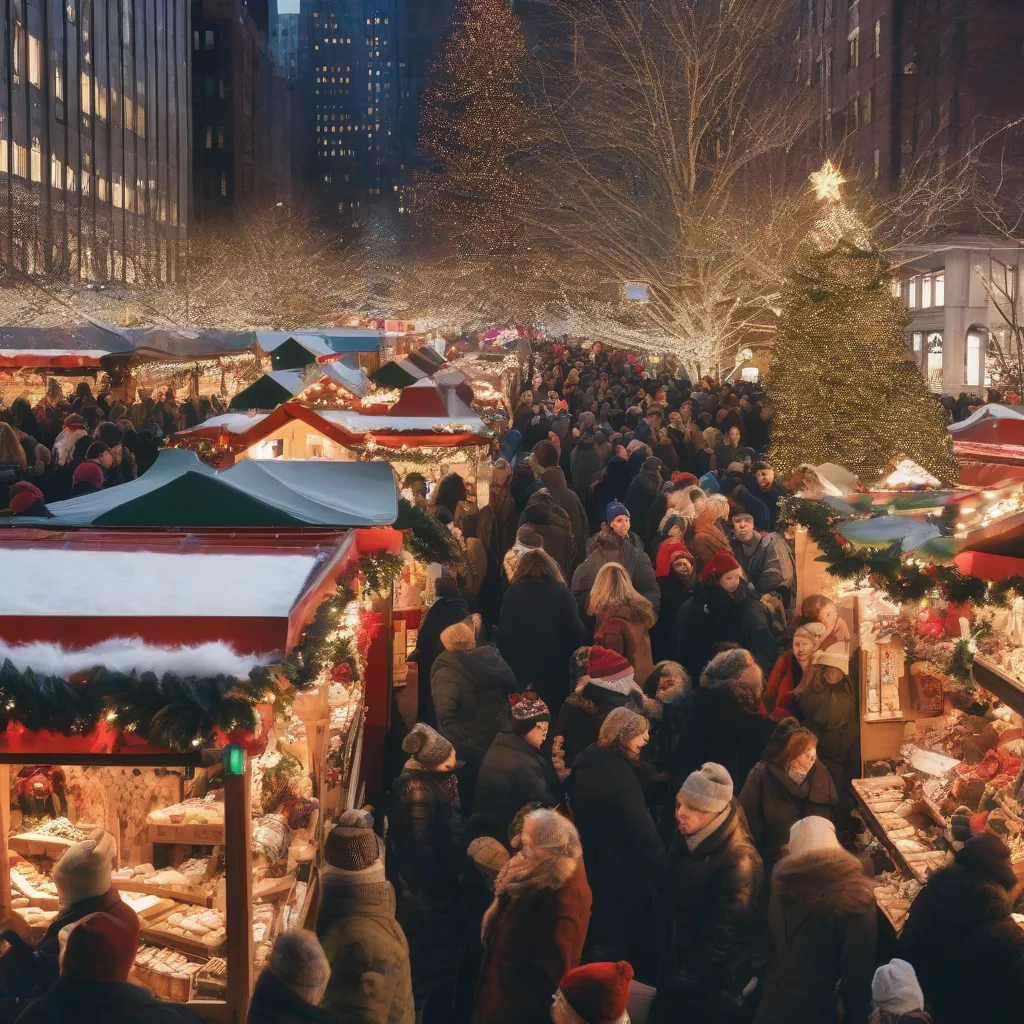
[7,481,44,516]
[698,550,741,582]
[655,541,695,578]
[62,912,138,983]
[558,961,634,1023]
[72,461,104,490]
[671,471,699,487]
[63,414,87,431]
[587,646,634,690]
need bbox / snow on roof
[0,348,111,359]
[318,408,487,435]
[308,359,369,397]
[948,404,1024,434]
[0,549,321,617]
[266,368,307,394]
[879,459,941,489]
[179,412,270,435]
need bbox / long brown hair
[511,547,565,585]
[0,424,27,469]
[588,562,655,626]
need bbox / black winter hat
[955,832,1018,890]
[95,422,123,447]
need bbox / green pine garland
[359,552,406,594]
[0,577,361,751]
[396,497,469,571]
[779,495,1024,608]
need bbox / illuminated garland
[396,497,470,572]
[0,578,359,751]
[358,552,406,594]
[780,495,1024,607]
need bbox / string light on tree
[767,161,958,485]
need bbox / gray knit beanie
[268,930,331,1006]
[402,722,455,767]
[679,762,734,813]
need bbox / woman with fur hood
[900,832,1024,1022]
[473,810,592,1024]
[688,494,732,571]
[754,817,876,1024]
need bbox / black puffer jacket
[674,579,778,680]
[571,531,661,617]
[658,803,764,1012]
[555,682,644,770]
[474,731,561,836]
[386,764,462,903]
[247,971,335,1024]
[901,855,1024,1023]
[430,646,513,765]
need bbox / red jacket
[760,651,804,722]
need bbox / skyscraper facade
[1,0,190,283]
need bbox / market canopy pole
[224,750,254,1024]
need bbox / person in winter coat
[900,832,1024,1023]
[6,482,52,519]
[794,649,860,832]
[674,551,779,681]
[868,959,932,1024]
[519,489,577,580]
[720,475,771,533]
[754,816,876,1024]
[670,648,775,794]
[473,809,592,1024]
[650,541,695,661]
[625,457,663,547]
[409,578,470,726]
[316,816,414,1024]
[0,828,139,1013]
[760,622,827,721]
[502,524,544,585]
[570,427,602,505]
[588,561,657,684]
[248,931,334,1024]
[554,646,647,772]
[431,615,513,815]
[474,692,562,837]
[688,496,733,571]
[739,718,838,873]
[476,459,517,628]
[551,961,634,1024]
[656,764,764,1024]
[572,505,661,618]
[642,661,692,782]
[750,462,788,532]
[729,513,795,604]
[587,456,632,534]
[386,724,463,907]
[570,708,668,985]
[498,548,588,712]
[13,912,202,1024]
[540,465,587,575]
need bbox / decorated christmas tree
[415,0,529,255]
[767,162,958,485]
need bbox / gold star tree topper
[810,160,845,202]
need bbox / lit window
[873,148,880,180]
[922,274,932,308]
[966,333,983,386]
[29,34,42,87]
[908,276,918,308]
[934,271,945,306]
[874,19,881,58]
[848,30,859,69]
[206,127,213,149]
[81,72,92,113]
[891,276,901,299]
[54,61,64,100]
[911,331,923,352]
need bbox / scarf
[53,428,86,467]
[684,805,731,852]
[788,762,813,785]
[481,850,578,944]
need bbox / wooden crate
[131,953,208,1003]
[147,822,225,846]
[141,904,227,957]
[9,832,78,860]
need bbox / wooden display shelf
[147,821,225,846]
[141,904,227,957]
[113,878,214,908]
[9,831,79,859]
[972,655,1024,717]
[132,951,209,1004]
[10,870,59,909]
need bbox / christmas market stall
[0,472,403,1021]
[949,403,1024,487]
[784,483,1024,937]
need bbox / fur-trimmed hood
[772,847,875,917]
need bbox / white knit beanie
[679,762,733,813]
[788,815,839,858]
[872,959,925,1015]
[52,829,116,907]
[269,930,331,1006]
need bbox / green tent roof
[229,369,306,411]
[372,361,420,389]
[8,449,399,528]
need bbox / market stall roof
[301,357,370,398]
[226,402,490,453]
[372,359,426,389]
[387,378,477,420]
[229,369,307,411]
[181,412,270,435]
[255,330,385,370]
[6,448,400,528]
[947,403,1024,436]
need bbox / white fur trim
[553,991,630,1024]
[588,673,635,695]
[0,637,277,678]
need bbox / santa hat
[7,481,44,516]
[61,912,138,983]
[698,550,741,582]
[557,961,634,1024]
[655,541,695,578]
[587,646,634,693]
